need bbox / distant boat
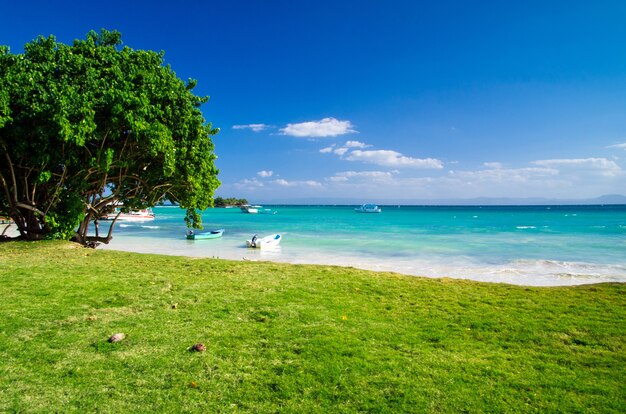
[186,229,224,240]
[240,204,262,214]
[240,204,277,214]
[246,234,282,248]
[103,208,155,221]
[355,204,382,213]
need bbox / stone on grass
[108,333,125,343]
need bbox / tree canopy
[0,30,219,244]
[213,197,248,207]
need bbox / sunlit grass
[0,240,624,413]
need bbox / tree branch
[44,165,68,215]
[15,202,46,217]
[0,173,12,209]
[5,153,19,203]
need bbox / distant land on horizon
[243,194,626,206]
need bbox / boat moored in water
[103,208,155,221]
[246,234,281,248]
[186,229,224,240]
[240,204,277,214]
[240,204,263,214]
[355,204,382,213]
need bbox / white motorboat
[354,204,382,213]
[246,234,282,248]
[103,208,155,221]
[240,204,263,214]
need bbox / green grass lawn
[1,241,624,413]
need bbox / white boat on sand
[246,234,282,248]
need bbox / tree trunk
[11,207,46,240]
[73,212,118,246]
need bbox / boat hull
[102,208,155,221]
[246,234,281,248]
[355,204,381,213]
[186,229,224,240]
[240,205,262,213]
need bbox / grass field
[1,240,624,413]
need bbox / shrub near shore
[0,241,624,413]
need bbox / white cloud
[320,141,368,156]
[346,149,444,169]
[232,124,271,132]
[532,158,623,177]
[273,179,323,188]
[320,140,443,170]
[234,178,265,189]
[257,170,274,178]
[328,171,395,182]
[280,117,356,137]
[607,142,626,150]
[232,155,624,200]
[439,158,624,198]
[344,140,369,148]
[449,166,559,183]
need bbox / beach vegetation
[214,197,248,207]
[0,241,624,412]
[0,30,219,245]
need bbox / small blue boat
[186,229,224,240]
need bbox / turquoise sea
[99,205,626,286]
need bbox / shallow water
[98,205,626,286]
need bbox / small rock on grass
[108,333,125,343]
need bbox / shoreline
[98,234,625,287]
[4,222,625,287]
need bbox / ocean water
[98,205,626,286]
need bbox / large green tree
[0,30,219,244]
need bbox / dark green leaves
[0,30,219,241]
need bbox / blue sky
[2,1,626,202]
